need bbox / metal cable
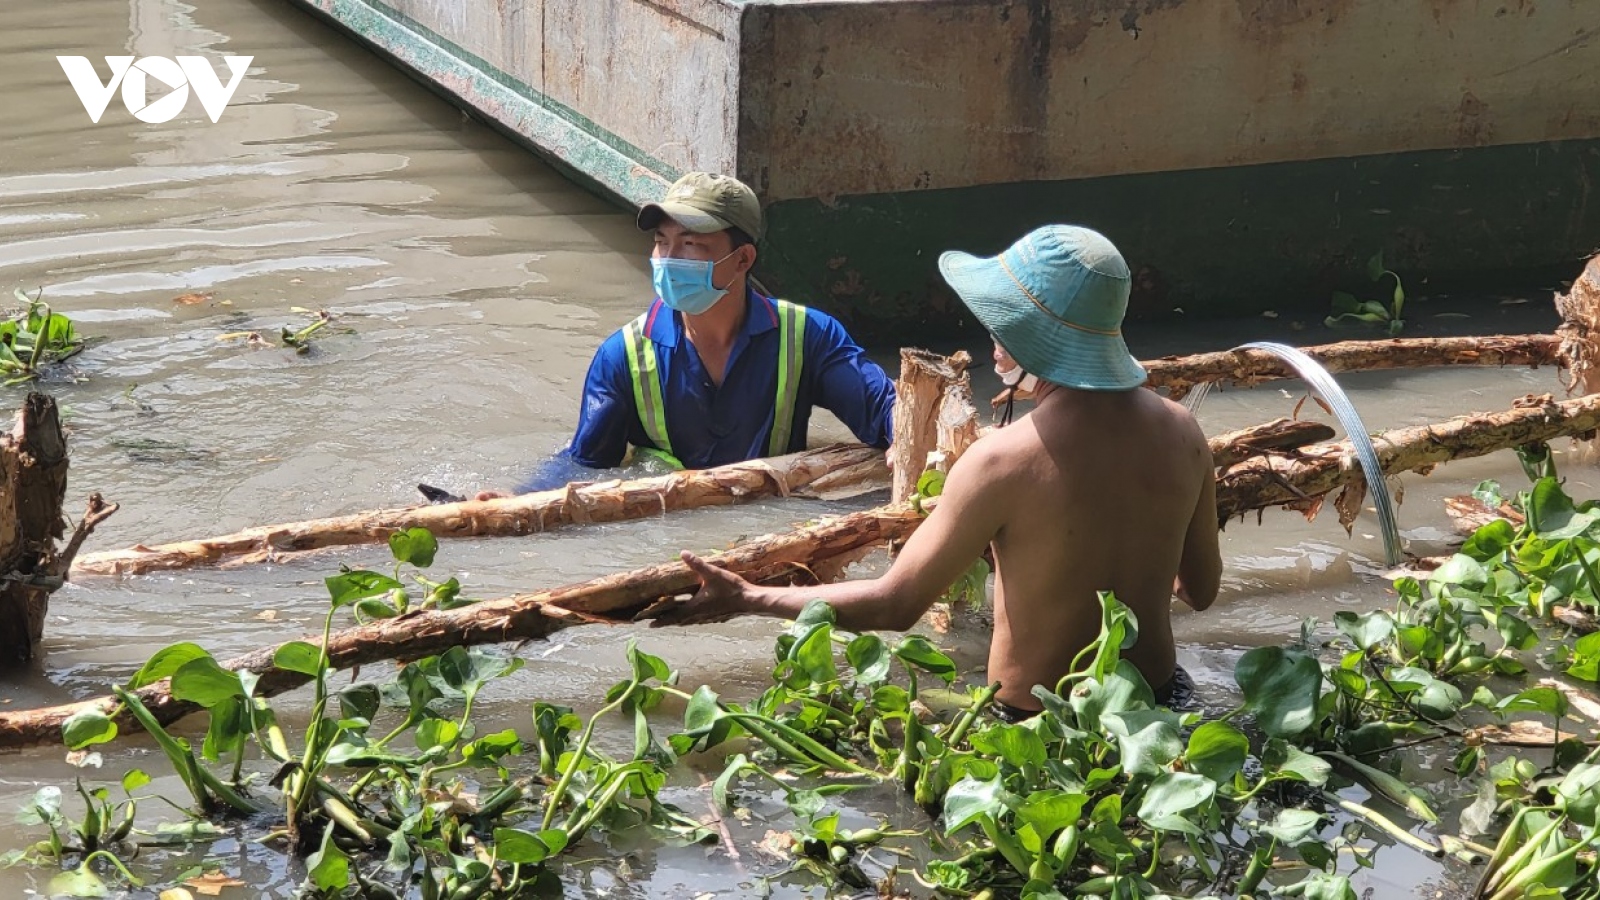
[1180,341,1402,566]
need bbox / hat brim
[938,250,1147,392]
[637,201,730,234]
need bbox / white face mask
[995,361,1039,394]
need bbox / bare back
[979,387,1218,709]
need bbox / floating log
[1214,392,1600,524]
[1144,335,1562,402]
[0,414,1423,749]
[71,443,888,577]
[0,501,923,749]
[0,395,116,663]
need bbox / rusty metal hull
[278,0,1600,337]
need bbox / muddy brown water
[0,0,1589,897]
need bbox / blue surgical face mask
[651,250,738,315]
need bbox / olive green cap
[637,172,765,241]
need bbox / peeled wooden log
[0,502,922,749]
[1208,418,1335,470]
[14,395,1600,748]
[1444,494,1526,536]
[1216,392,1600,523]
[1144,334,1562,402]
[71,443,888,577]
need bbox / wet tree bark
[0,415,1344,747]
[0,395,70,664]
[1141,334,1562,402]
[72,443,888,576]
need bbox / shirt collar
[643,289,779,348]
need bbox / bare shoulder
[1149,392,1210,452]
[946,428,1022,489]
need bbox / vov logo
[57,56,253,124]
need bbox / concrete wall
[739,0,1600,202]
[307,0,745,201]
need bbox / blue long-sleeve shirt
[517,291,896,493]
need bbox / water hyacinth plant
[8,453,1600,898]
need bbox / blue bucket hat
[938,225,1147,392]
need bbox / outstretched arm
[650,443,1007,631]
[808,314,896,450]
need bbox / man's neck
[682,279,749,352]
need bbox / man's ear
[737,244,758,273]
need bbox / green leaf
[494,827,569,864]
[1527,477,1600,539]
[121,769,151,794]
[339,684,381,722]
[1261,808,1323,844]
[18,786,62,825]
[682,685,724,736]
[1103,708,1184,777]
[1330,291,1360,315]
[1016,790,1085,840]
[272,641,324,676]
[1295,873,1357,900]
[416,718,460,751]
[942,774,1017,835]
[325,570,403,608]
[1135,771,1215,835]
[1565,631,1600,682]
[128,642,211,689]
[969,723,1048,769]
[1184,720,1248,784]
[461,729,522,764]
[1555,763,1600,827]
[62,710,118,750]
[307,822,351,892]
[1263,739,1331,786]
[1333,610,1393,652]
[893,635,957,682]
[1497,685,1569,720]
[1366,250,1385,282]
[1070,660,1155,730]
[170,656,245,708]
[916,469,946,499]
[790,620,837,685]
[846,634,890,685]
[1235,646,1322,738]
[387,527,438,568]
[625,641,672,684]
[48,862,108,898]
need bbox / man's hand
[475,490,509,501]
[646,551,757,627]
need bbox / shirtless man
[648,225,1221,716]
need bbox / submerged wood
[11,394,1597,747]
[0,395,115,663]
[71,444,887,577]
[1143,334,1562,402]
[0,415,1363,747]
[0,503,923,748]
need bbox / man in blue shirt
[493,172,896,496]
